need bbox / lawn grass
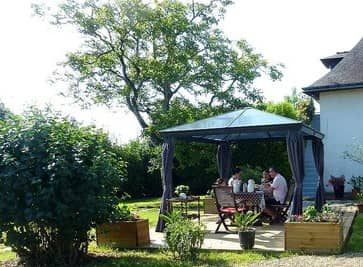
[0,247,294,267]
[0,250,16,264]
[125,197,203,227]
[11,198,363,266]
[124,197,161,209]
[87,246,293,267]
[345,212,363,252]
[136,208,159,227]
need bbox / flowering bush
[288,205,341,223]
[174,185,190,196]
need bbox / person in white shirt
[228,168,242,186]
[263,167,287,223]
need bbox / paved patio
[148,201,357,252]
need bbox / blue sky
[1,0,363,143]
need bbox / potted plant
[203,189,218,214]
[285,204,343,253]
[174,185,190,199]
[234,211,260,249]
[328,175,345,199]
[355,192,363,212]
[96,204,150,248]
[349,176,363,198]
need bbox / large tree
[35,0,282,142]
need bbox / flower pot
[238,228,255,249]
[357,203,363,213]
[284,221,343,253]
[203,197,217,214]
[333,185,344,199]
[96,219,150,248]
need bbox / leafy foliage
[162,211,205,261]
[298,205,340,223]
[0,108,126,266]
[239,165,263,183]
[344,142,363,166]
[119,139,162,198]
[349,176,363,191]
[284,88,315,125]
[233,141,292,183]
[234,211,260,231]
[265,101,297,119]
[110,204,135,222]
[0,101,11,120]
[355,192,363,203]
[35,0,282,142]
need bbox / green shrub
[0,108,126,266]
[162,211,205,261]
[119,140,162,198]
[241,165,263,183]
[235,211,261,231]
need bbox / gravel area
[245,252,363,267]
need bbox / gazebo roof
[160,108,323,143]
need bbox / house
[303,38,363,193]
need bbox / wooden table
[167,196,201,223]
[234,191,265,212]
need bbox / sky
[1,0,363,143]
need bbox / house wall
[320,88,363,192]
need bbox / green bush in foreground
[162,211,205,261]
[0,108,126,266]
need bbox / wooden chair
[213,186,244,233]
[271,182,295,222]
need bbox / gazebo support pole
[155,137,175,232]
[287,131,305,215]
[216,142,232,182]
[312,139,326,211]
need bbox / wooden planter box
[284,221,343,253]
[203,197,217,214]
[96,219,150,248]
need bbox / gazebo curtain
[287,131,305,215]
[156,137,174,232]
[312,139,325,211]
[216,142,232,182]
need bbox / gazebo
[156,107,325,232]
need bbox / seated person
[214,178,226,186]
[228,167,242,186]
[263,166,287,223]
[261,170,273,197]
[261,170,272,184]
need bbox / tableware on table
[247,179,255,192]
[232,179,241,193]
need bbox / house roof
[303,38,363,98]
[160,108,323,143]
[320,51,349,69]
